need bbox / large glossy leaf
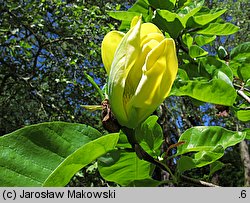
[231,42,250,59]
[171,56,236,105]
[135,115,163,155]
[178,6,202,27]
[237,110,250,122]
[176,126,246,172]
[153,9,184,38]
[199,57,233,80]
[177,146,224,173]
[187,9,226,27]
[43,133,119,186]
[197,23,239,35]
[194,35,216,46]
[189,45,208,58]
[0,122,102,186]
[177,126,246,155]
[236,62,250,82]
[230,42,250,81]
[178,56,233,82]
[177,156,196,173]
[171,70,237,106]
[98,149,154,186]
[180,61,210,79]
[189,145,224,167]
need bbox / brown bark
[239,140,250,186]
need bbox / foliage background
[0,0,249,186]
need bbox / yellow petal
[131,38,178,108]
[108,18,142,127]
[101,31,125,75]
[123,39,160,99]
[146,38,177,74]
[130,16,141,28]
[146,38,178,99]
[141,33,164,45]
[140,23,162,39]
[141,39,160,54]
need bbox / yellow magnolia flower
[101,16,178,128]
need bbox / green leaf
[192,9,227,26]
[179,6,202,26]
[189,45,208,58]
[135,115,163,155]
[116,131,132,148]
[177,126,246,155]
[237,64,250,82]
[238,68,250,84]
[118,0,150,30]
[194,35,216,46]
[177,147,224,173]
[180,57,220,80]
[98,150,154,186]
[171,70,236,106]
[176,126,246,172]
[43,133,119,186]
[177,0,188,7]
[237,110,250,122]
[153,9,184,38]
[193,145,224,167]
[177,156,196,173]
[230,42,250,81]
[231,42,250,59]
[0,122,102,186]
[149,0,176,10]
[182,33,193,48]
[171,56,235,105]
[209,161,224,177]
[197,23,240,35]
[243,129,250,140]
[199,57,233,80]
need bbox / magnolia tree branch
[233,83,250,104]
[181,175,220,187]
[237,90,250,104]
[234,84,250,93]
